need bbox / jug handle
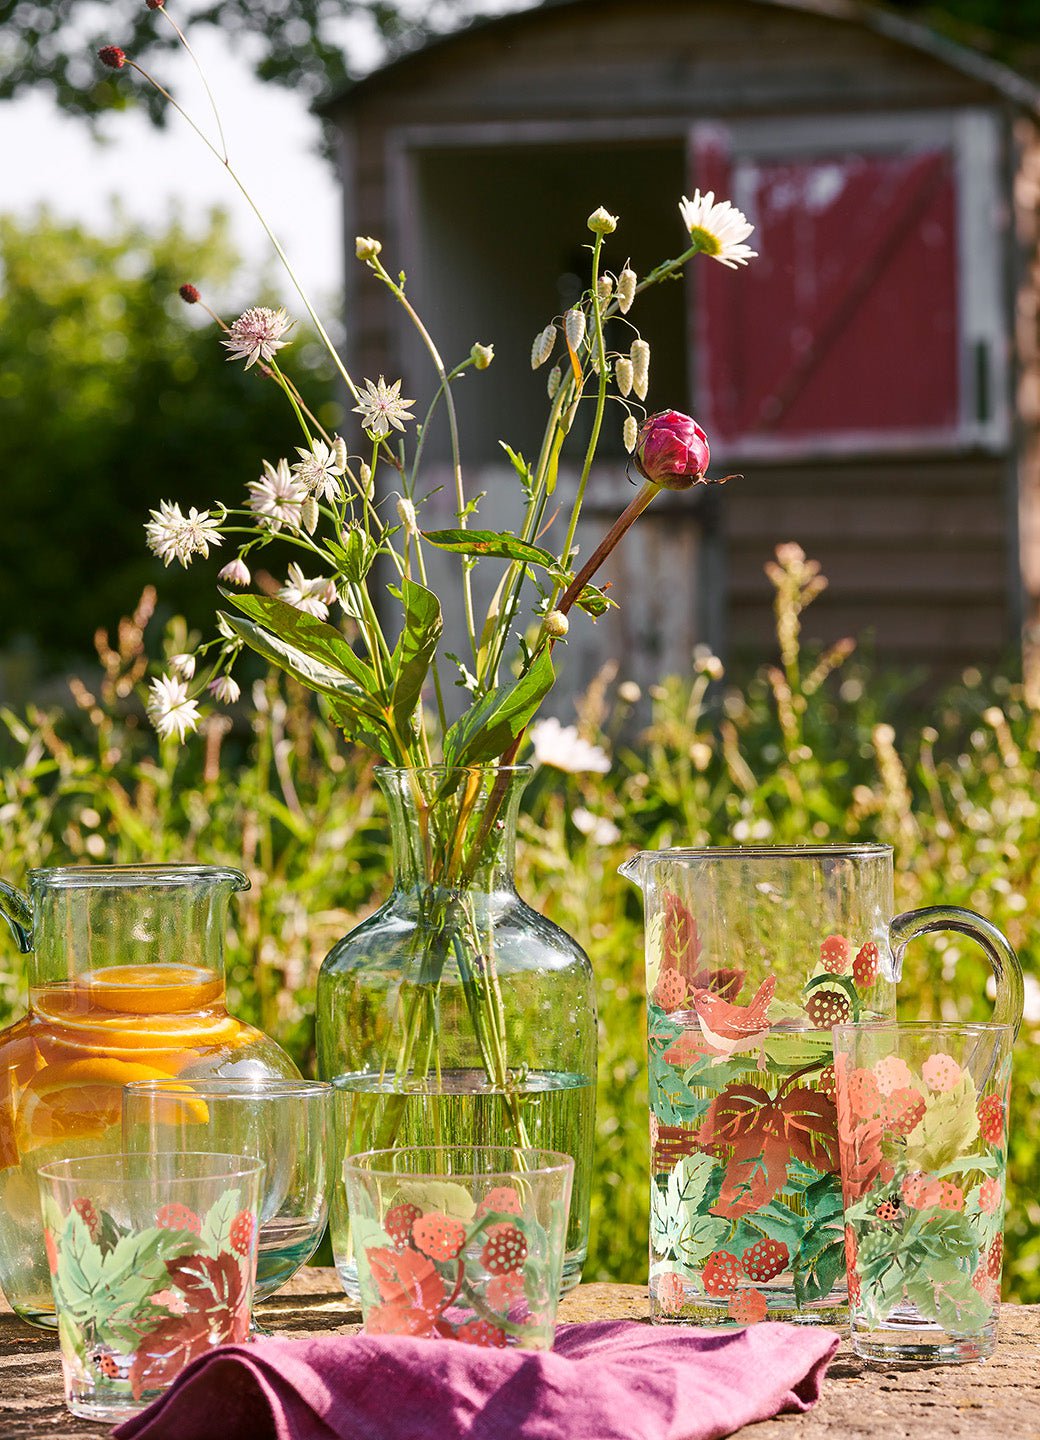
[0,879,32,954]
[888,905,1024,1039]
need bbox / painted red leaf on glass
[128,1252,246,1400]
[837,1110,885,1200]
[365,1244,447,1335]
[700,1083,789,1218]
[662,893,702,983]
[779,1086,839,1173]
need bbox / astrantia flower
[529,717,610,775]
[147,675,201,742]
[208,675,241,704]
[246,458,307,532]
[353,376,415,439]
[145,500,223,567]
[222,306,293,368]
[292,439,344,502]
[217,557,251,587]
[679,191,757,270]
[170,653,196,680]
[279,562,337,619]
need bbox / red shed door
[695,138,961,453]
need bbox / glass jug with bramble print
[619,845,1024,1325]
[0,864,300,1327]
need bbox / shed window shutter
[694,135,960,450]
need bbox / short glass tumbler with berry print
[620,846,1025,1326]
[343,1146,573,1349]
[37,1151,262,1421]
[122,1078,334,1328]
[834,1017,1019,1363]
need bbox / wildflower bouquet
[96,8,756,1281]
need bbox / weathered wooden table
[2,1272,1037,1438]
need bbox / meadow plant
[1,545,1037,1297]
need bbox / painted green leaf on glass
[903,1074,980,1172]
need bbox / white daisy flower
[144,501,223,568]
[217,557,251,587]
[246,459,308,532]
[571,807,621,845]
[279,562,338,620]
[222,306,293,368]
[146,674,201,743]
[208,675,241,705]
[292,439,345,502]
[679,191,758,269]
[353,376,415,439]
[529,717,611,775]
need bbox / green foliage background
[0,211,339,669]
[1,551,1037,1303]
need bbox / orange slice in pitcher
[0,1028,42,1169]
[82,964,224,1014]
[14,1057,180,1153]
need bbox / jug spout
[617,853,649,888]
[0,879,32,953]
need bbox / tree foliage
[0,0,506,124]
[1,1,1038,129]
[0,209,339,665]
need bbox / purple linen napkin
[113,1319,839,1440]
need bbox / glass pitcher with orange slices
[0,864,299,1326]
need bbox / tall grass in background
[1,547,1037,1299]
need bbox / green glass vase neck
[376,766,531,894]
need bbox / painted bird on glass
[693,974,776,1056]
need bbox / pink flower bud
[98,45,127,69]
[179,283,200,304]
[634,411,710,490]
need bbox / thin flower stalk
[101,5,755,1171]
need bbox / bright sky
[0,33,346,305]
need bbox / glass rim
[343,1145,575,1181]
[27,863,249,890]
[833,1019,1014,1037]
[623,843,893,863]
[123,1077,330,1098]
[37,1151,266,1184]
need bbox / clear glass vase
[0,863,300,1327]
[317,766,597,1296]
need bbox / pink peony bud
[634,410,710,490]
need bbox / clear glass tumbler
[37,1151,262,1422]
[344,1146,573,1349]
[122,1078,334,1315]
[833,1021,1013,1363]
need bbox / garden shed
[321,0,1040,702]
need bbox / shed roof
[319,0,1040,118]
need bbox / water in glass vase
[330,1068,594,1297]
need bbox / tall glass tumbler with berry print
[37,1152,262,1422]
[620,846,1024,1325]
[343,1146,572,1349]
[834,1012,1020,1363]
